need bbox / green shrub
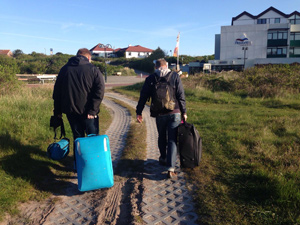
[0,56,21,93]
[197,64,300,98]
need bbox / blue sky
[0,0,299,56]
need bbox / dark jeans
[66,114,99,161]
[156,113,181,171]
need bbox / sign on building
[235,33,252,46]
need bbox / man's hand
[137,115,143,123]
[87,114,96,119]
[182,113,187,122]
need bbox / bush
[196,64,300,98]
[0,56,21,93]
[0,56,19,82]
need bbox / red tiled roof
[0,50,12,55]
[125,45,153,52]
[90,44,114,52]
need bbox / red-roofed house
[115,45,153,58]
[0,50,13,57]
[90,44,115,57]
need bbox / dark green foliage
[0,56,21,92]
[0,56,19,83]
[198,64,300,98]
[166,54,215,65]
[16,53,72,74]
[12,49,24,58]
[45,54,72,74]
[127,47,166,73]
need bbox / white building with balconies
[210,7,300,71]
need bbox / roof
[90,43,114,52]
[119,45,153,53]
[231,6,299,25]
[289,11,300,18]
[0,50,12,56]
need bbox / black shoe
[167,171,177,179]
[159,157,167,166]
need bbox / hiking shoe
[167,171,177,179]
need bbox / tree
[0,55,20,83]
[148,47,165,61]
[13,49,24,58]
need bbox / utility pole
[242,47,248,70]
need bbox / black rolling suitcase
[177,122,202,168]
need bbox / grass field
[0,85,111,221]
[114,74,300,225]
[1,65,300,224]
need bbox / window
[268,33,273,40]
[267,47,291,57]
[268,31,288,40]
[290,47,300,55]
[289,15,300,24]
[283,48,287,54]
[277,48,282,55]
[267,47,287,56]
[257,18,267,24]
[290,32,300,40]
[274,18,280,23]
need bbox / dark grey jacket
[53,55,105,116]
[136,71,186,117]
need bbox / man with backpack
[136,58,187,179]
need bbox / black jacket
[53,55,105,116]
[136,71,187,117]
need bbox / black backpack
[150,72,176,115]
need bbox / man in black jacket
[136,58,187,179]
[53,48,105,164]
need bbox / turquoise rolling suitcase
[74,134,114,192]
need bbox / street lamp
[99,44,112,83]
[242,47,248,71]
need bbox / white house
[115,45,153,58]
[211,7,300,71]
[90,44,115,58]
[90,44,153,59]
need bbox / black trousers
[66,113,99,161]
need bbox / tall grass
[0,85,111,221]
[185,92,300,224]
[197,64,300,98]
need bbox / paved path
[43,97,131,225]
[43,92,198,225]
[106,92,198,225]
